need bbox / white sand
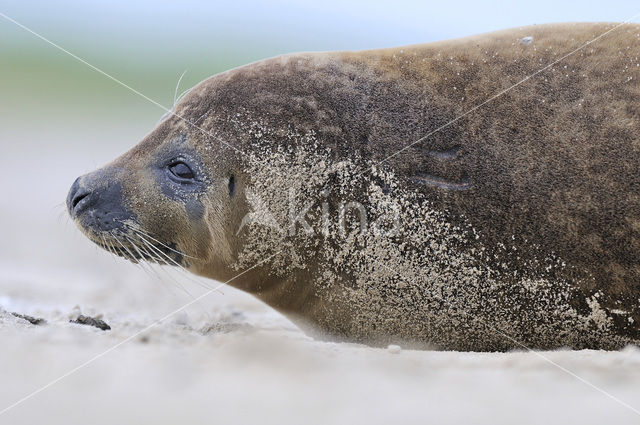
[1,112,640,425]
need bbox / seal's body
[68,23,640,350]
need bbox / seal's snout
[66,170,135,232]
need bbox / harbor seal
[67,23,640,351]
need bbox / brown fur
[74,23,640,350]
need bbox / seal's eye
[169,161,195,181]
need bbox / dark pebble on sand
[70,315,111,331]
[11,312,47,326]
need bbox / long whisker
[121,222,197,259]
[126,233,221,297]
[131,226,195,259]
[135,238,202,299]
[133,233,220,293]
[112,234,141,263]
[124,235,153,263]
[136,237,169,266]
[108,239,122,260]
[93,223,224,297]
[116,233,160,270]
[101,234,117,258]
[51,202,66,213]
[113,234,182,296]
[173,69,188,107]
[132,231,187,269]
[57,210,69,224]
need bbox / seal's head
[66,112,246,282]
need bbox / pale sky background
[2,0,639,56]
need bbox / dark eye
[169,161,195,180]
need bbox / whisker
[135,237,168,265]
[58,210,70,225]
[176,86,192,104]
[173,69,188,107]
[108,238,125,263]
[111,234,140,263]
[133,231,186,269]
[100,234,116,258]
[123,235,152,263]
[113,234,179,294]
[136,238,201,299]
[51,202,66,217]
[125,234,216,300]
[121,222,196,259]
[134,237,219,317]
[133,234,220,293]
[93,224,223,298]
[131,227,194,259]
[90,229,222,318]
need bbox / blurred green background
[2,0,638,126]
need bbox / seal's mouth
[84,223,187,267]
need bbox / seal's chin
[87,229,154,264]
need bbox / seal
[67,23,640,351]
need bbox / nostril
[71,192,90,210]
[68,179,93,217]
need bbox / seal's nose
[66,169,135,232]
[67,177,93,217]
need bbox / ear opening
[228,175,236,196]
